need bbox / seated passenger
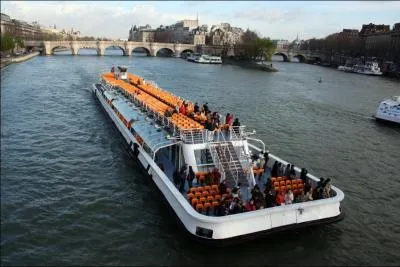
[231,187,240,199]
[285,189,294,204]
[246,199,257,211]
[276,190,285,206]
[264,189,276,208]
[218,180,227,194]
[305,188,313,201]
[211,168,221,185]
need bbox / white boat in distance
[374,96,400,124]
[188,54,222,64]
[92,66,344,245]
[352,61,383,76]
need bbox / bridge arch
[104,45,126,56]
[180,49,194,56]
[131,46,151,56]
[52,46,73,55]
[77,46,99,56]
[293,54,306,63]
[273,52,289,62]
[155,47,174,57]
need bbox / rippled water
[1,49,400,266]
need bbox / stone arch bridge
[273,48,326,63]
[24,40,197,57]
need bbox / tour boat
[352,61,383,76]
[192,54,222,64]
[337,65,353,72]
[92,66,345,245]
[374,96,400,125]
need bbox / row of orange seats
[103,72,204,131]
[127,74,202,129]
[128,73,191,110]
[189,185,219,194]
[273,179,304,187]
[271,177,303,183]
[170,113,204,130]
[275,186,304,195]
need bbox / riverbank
[223,58,279,72]
[1,52,40,69]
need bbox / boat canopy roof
[109,92,174,152]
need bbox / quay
[0,51,40,69]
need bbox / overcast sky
[1,1,400,41]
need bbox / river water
[1,49,400,266]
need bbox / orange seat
[271,177,277,183]
[274,187,280,192]
[204,186,211,191]
[212,201,219,207]
[286,185,291,190]
[199,197,206,204]
[196,203,203,212]
[298,183,304,189]
[197,186,204,192]
[207,196,214,202]
[211,185,219,191]
[210,190,217,196]
[191,198,199,207]
[285,180,292,185]
[293,189,299,195]
[187,193,194,200]
[202,191,209,197]
[204,202,211,210]
[292,184,298,189]
[214,195,221,201]
[277,177,284,182]
[190,188,197,194]
[273,182,279,187]
[195,192,202,198]
[198,176,205,182]
[280,186,286,192]
[280,181,286,186]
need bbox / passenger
[284,164,291,178]
[304,180,312,194]
[289,165,296,180]
[232,118,240,127]
[277,162,284,177]
[251,185,264,209]
[179,103,186,115]
[187,166,195,188]
[271,161,279,178]
[276,190,286,206]
[211,168,221,185]
[264,179,273,194]
[231,187,239,198]
[173,168,180,187]
[178,164,188,193]
[297,190,306,202]
[300,168,308,182]
[305,188,313,201]
[285,189,294,204]
[246,199,257,211]
[194,102,200,113]
[203,102,209,114]
[264,189,276,208]
[263,151,269,169]
[225,113,234,126]
[219,180,227,194]
[111,65,115,78]
[164,108,173,117]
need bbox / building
[360,23,390,37]
[1,13,14,35]
[206,23,244,46]
[273,39,290,49]
[128,18,206,45]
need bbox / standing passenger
[187,166,195,188]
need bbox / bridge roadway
[24,40,197,57]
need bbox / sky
[1,1,400,41]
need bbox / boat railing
[180,126,246,144]
[207,143,227,183]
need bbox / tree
[0,33,15,52]
[235,29,276,61]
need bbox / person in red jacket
[276,190,285,206]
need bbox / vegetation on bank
[1,33,25,54]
